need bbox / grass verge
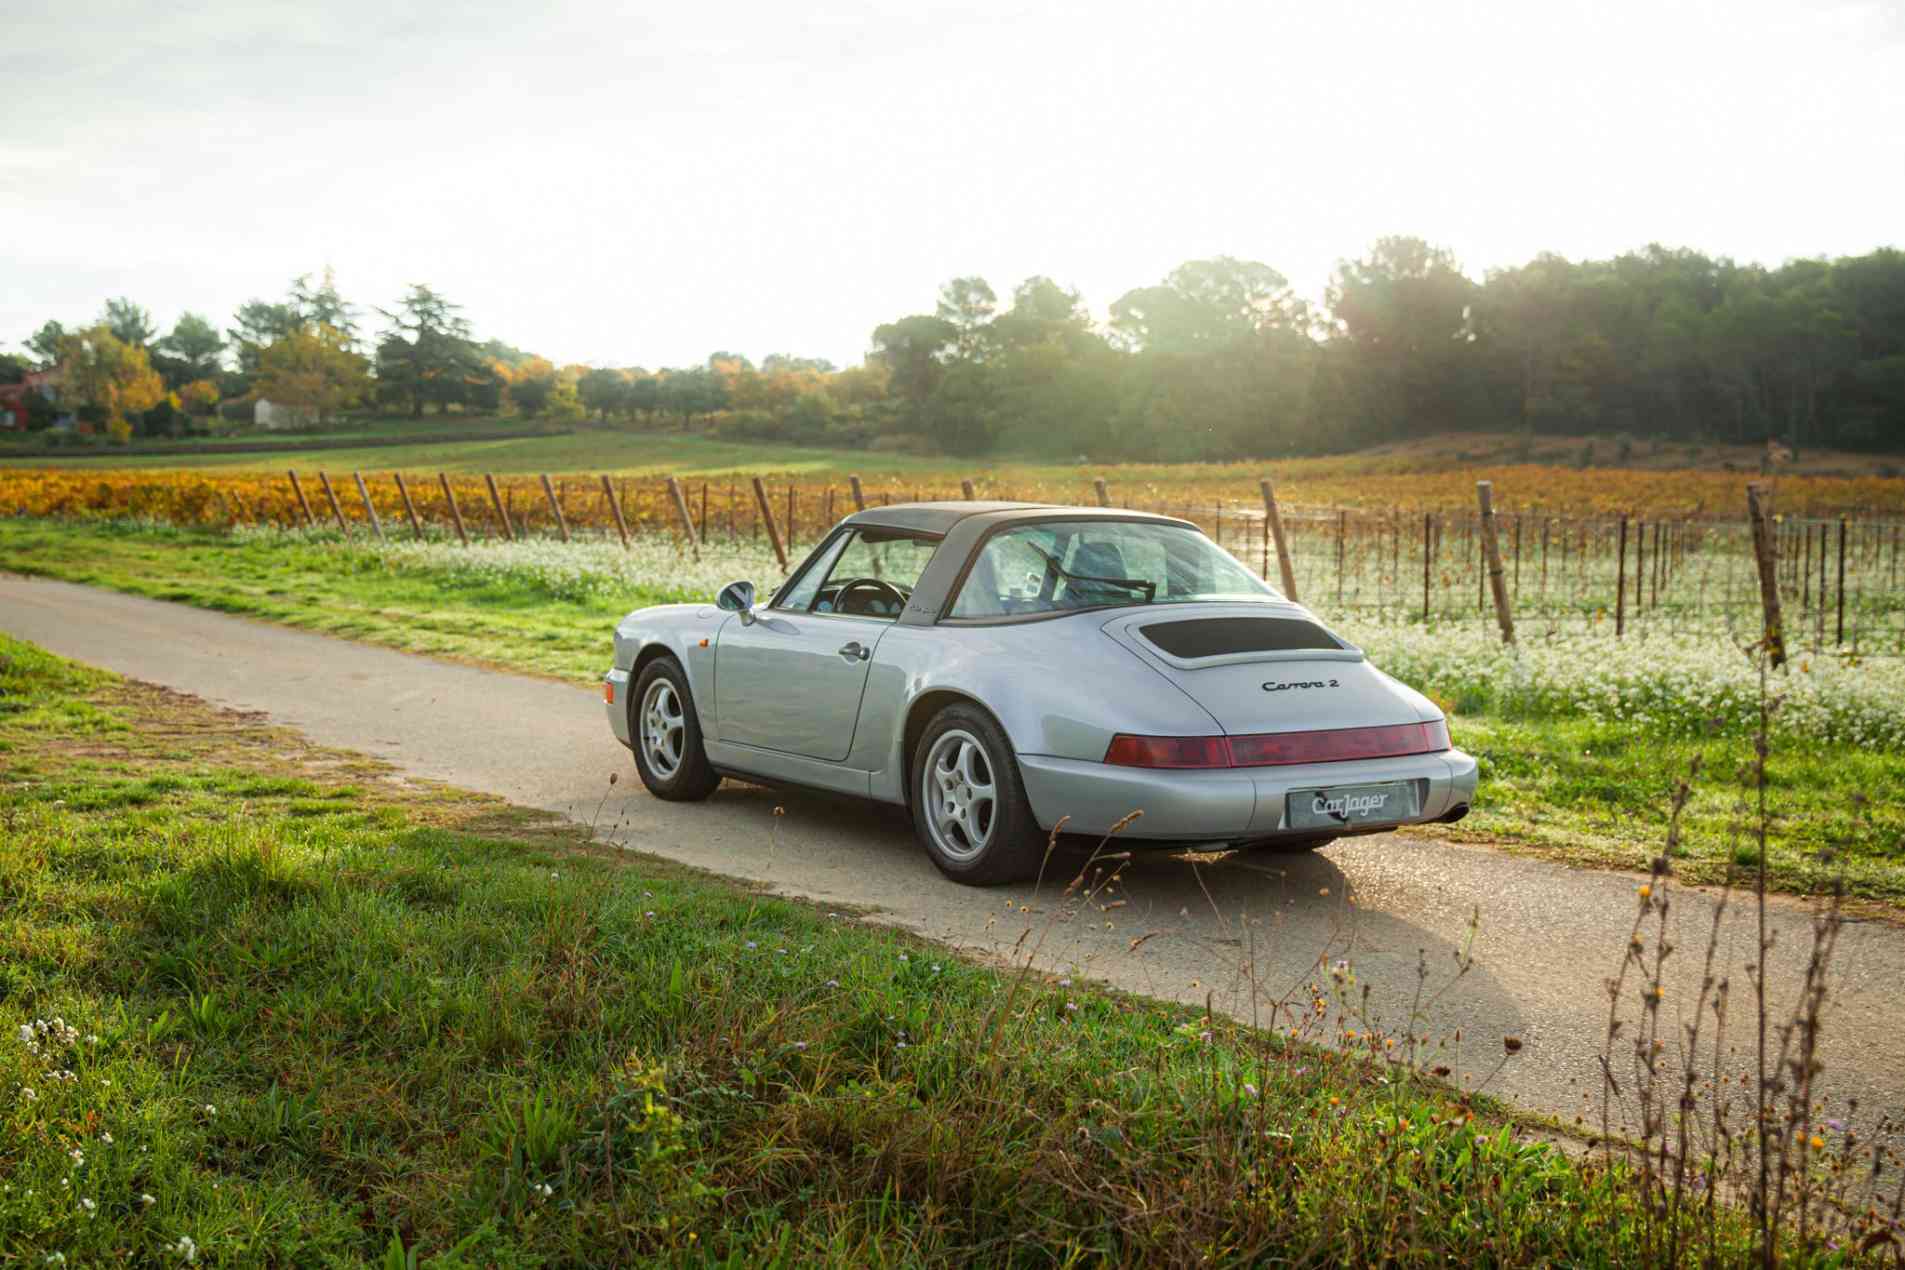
[5,516,1902,911]
[0,630,1758,1264]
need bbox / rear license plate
[1286,781,1420,831]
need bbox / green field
[0,420,969,479]
[6,517,1901,911]
[5,631,1770,1265]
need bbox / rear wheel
[632,658,720,802]
[911,704,1046,885]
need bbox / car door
[714,528,937,762]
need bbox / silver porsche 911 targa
[604,502,1477,884]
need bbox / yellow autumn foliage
[0,461,1897,539]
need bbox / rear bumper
[1017,747,1478,841]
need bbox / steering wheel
[833,577,909,615]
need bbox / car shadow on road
[615,777,1535,1098]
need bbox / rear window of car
[947,520,1275,619]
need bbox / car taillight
[1103,734,1230,768]
[1104,720,1450,769]
[1227,720,1448,766]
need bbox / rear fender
[858,621,1221,806]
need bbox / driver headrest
[1071,540,1128,578]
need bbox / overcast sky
[4,0,1901,369]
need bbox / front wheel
[631,658,720,802]
[910,704,1047,885]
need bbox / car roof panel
[845,500,1187,536]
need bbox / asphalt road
[4,575,1900,1137]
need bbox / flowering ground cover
[5,518,1902,906]
[2,632,1776,1265]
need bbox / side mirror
[716,580,757,622]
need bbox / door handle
[838,641,870,662]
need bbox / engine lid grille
[1140,616,1345,660]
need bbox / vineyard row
[5,466,1903,654]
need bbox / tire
[631,657,720,802]
[910,703,1047,885]
[1240,833,1336,854]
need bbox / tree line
[7,239,1902,457]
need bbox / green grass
[1445,716,1905,907]
[5,517,1901,911]
[0,519,625,682]
[0,423,973,479]
[0,413,555,455]
[1,632,1758,1265]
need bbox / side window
[810,530,937,620]
[775,531,851,612]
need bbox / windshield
[947,520,1278,619]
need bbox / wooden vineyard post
[1422,513,1433,622]
[1837,516,1847,646]
[665,476,699,556]
[540,474,569,542]
[849,474,866,511]
[1615,514,1628,638]
[1475,481,1516,645]
[1746,484,1785,667]
[1658,521,1668,600]
[351,472,385,541]
[352,472,384,540]
[751,476,788,570]
[316,472,350,536]
[1635,520,1647,611]
[1094,478,1109,507]
[1511,514,1521,597]
[1326,509,1340,605]
[700,483,710,542]
[439,474,468,546]
[824,487,834,526]
[286,470,315,527]
[601,475,629,548]
[961,478,976,500]
[787,485,797,547]
[1259,479,1299,602]
[393,472,423,539]
[484,474,514,542]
